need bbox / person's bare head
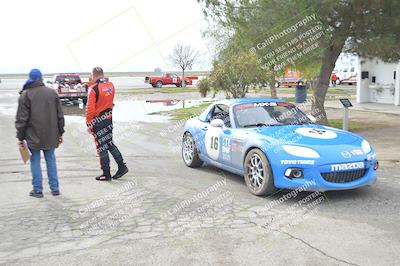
[91,67,104,81]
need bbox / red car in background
[47,74,88,104]
[145,72,198,88]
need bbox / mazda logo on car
[331,162,365,172]
[341,151,351,158]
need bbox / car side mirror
[211,119,224,128]
[307,114,317,123]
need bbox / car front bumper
[273,159,378,191]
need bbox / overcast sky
[0,0,211,74]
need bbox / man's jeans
[29,148,59,192]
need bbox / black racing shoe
[112,163,128,180]
[95,170,112,181]
[29,190,43,198]
[51,191,60,196]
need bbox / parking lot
[0,78,400,265]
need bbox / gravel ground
[0,86,399,266]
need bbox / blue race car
[182,98,378,196]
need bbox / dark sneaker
[29,190,43,198]
[51,191,60,196]
[112,164,128,180]
[95,171,112,181]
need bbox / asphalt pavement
[0,80,399,266]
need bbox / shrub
[197,77,211,97]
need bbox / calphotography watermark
[255,180,326,234]
[74,179,149,235]
[162,173,235,233]
[164,177,227,217]
[250,9,329,71]
[254,14,317,50]
[263,191,325,235]
[159,108,208,154]
[71,120,142,155]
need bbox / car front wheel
[244,148,276,196]
[182,132,203,168]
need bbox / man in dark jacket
[15,69,65,198]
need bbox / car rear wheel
[156,81,163,88]
[182,132,203,168]
[244,148,276,196]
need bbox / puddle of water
[63,99,216,123]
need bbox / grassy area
[119,87,198,95]
[280,96,296,102]
[159,87,198,94]
[157,102,210,120]
[260,87,354,95]
[156,103,382,133]
[328,119,381,132]
[326,88,355,95]
[117,85,352,97]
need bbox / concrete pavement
[0,88,399,265]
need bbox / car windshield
[56,76,81,84]
[233,102,311,128]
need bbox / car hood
[247,124,360,146]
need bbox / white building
[357,58,400,106]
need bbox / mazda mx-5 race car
[181,98,378,196]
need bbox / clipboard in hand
[19,141,30,164]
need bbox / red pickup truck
[144,72,198,88]
[47,74,88,104]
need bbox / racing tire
[156,81,163,88]
[244,148,276,196]
[182,132,203,168]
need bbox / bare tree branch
[169,44,199,87]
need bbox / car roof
[215,97,287,107]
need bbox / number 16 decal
[205,128,220,160]
[210,136,219,150]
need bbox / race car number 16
[205,128,220,160]
[210,136,218,150]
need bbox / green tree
[199,0,400,123]
[210,51,264,98]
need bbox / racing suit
[86,78,124,175]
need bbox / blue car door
[203,104,233,167]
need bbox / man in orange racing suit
[86,67,128,181]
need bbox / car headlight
[282,145,320,158]
[361,140,371,154]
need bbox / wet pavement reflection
[61,99,215,123]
